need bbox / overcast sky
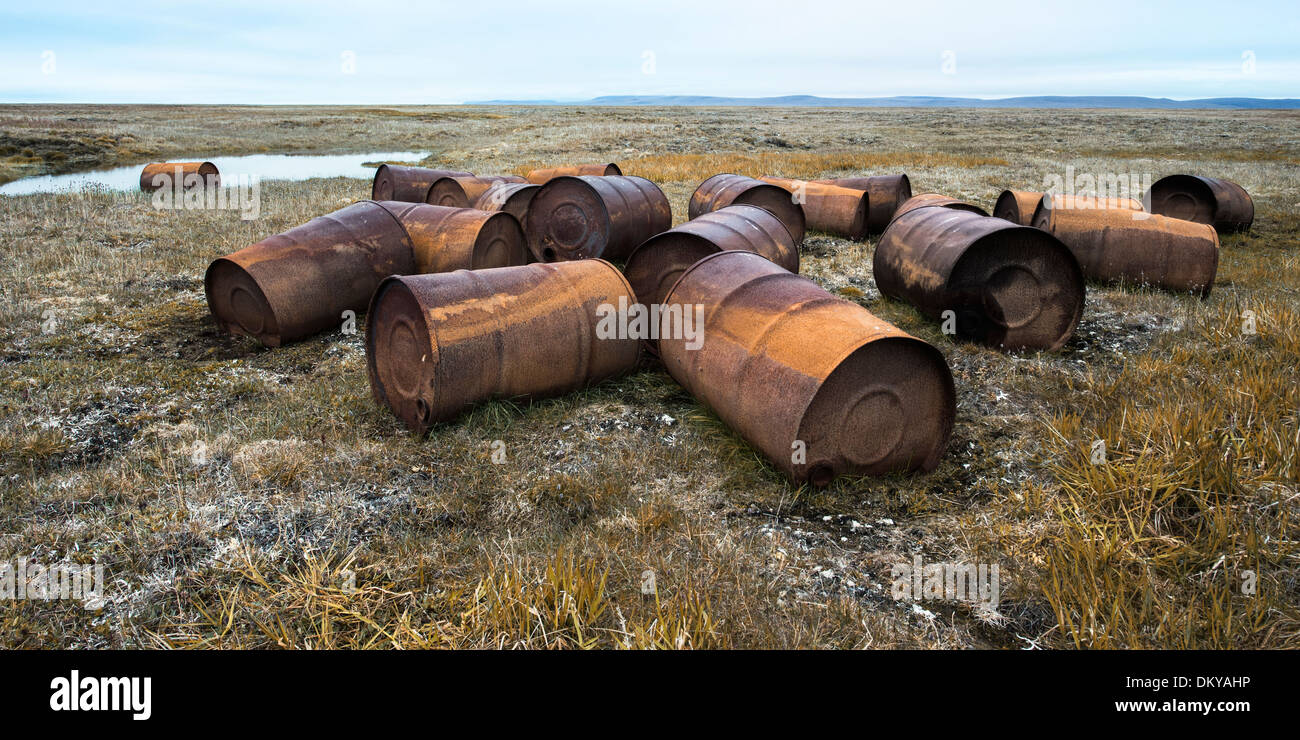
[2,0,1296,103]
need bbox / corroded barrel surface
[876,206,1085,350]
[1033,206,1219,296]
[758,176,870,240]
[688,173,807,244]
[140,161,219,191]
[371,164,473,202]
[524,175,671,262]
[525,163,622,184]
[366,260,641,432]
[658,250,955,486]
[1148,174,1253,233]
[205,201,416,347]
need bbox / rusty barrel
[426,175,526,209]
[893,193,990,222]
[374,201,527,273]
[139,161,219,191]
[474,182,541,228]
[688,173,807,244]
[1148,174,1254,233]
[1031,193,1144,226]
[758,176,869,240]
[205,201,417,347]
[813,174,912,233]
[366,259,641,432]
[525,163,622,184]
[876,206,1085,350]
[623,204,799,308]
[1033,207,1219,296]
[659,251,955,486]
[524,175,671,262]
[992,190,1043,226]
[371,164,473,202]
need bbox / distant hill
[469,94,1300,109]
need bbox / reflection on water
[0,151,429,196]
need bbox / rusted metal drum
[757,176,869,240]
[813,174,912,233]
[374,201,527,273]
[992,190,1043,226]
[658,250,955,486]
[205,201,416,347]
[875,206,1085,350]
[1148,174,1254,233]
[623,204,799,308]
[366,259,641,432]
[1033,207,1219,296]
[474,182,541,228]
[892,193,990,221]
[524,163,622,184]
[371,164,473,202]
[425,175,524,208]
[688,173,807,245]
[1031,193,1144,226]
[139,161,219,191]
[524,175,671,262]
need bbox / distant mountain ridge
[469,94,1300,109]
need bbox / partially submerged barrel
[758,176,870,240]
[426,175,527,208]
[688,174,806,244]
[875,206,1085,350]
[374,201,527,273]
[893,193,990,221]
[525,163,622,184]
[372,165,473,202]
[474,182,541,228]
[659,250,955,486]
[813,174,912,233]
[1033,207,1219,296]
[366,259,641,432]
[205,201,416,347]
[524,175,671,262]
[623,204,799,308]
[140,161,219,191]
[992,190,1043,226]
[1148,175,1254,233]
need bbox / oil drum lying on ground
[1032,206,1219,296]
[688,173,807,245]
[658,250,955,486]
[205,200,528,346]
[474,182,541,229]
[371,164,473,201]
[524,175,671,262]
[425,175,527,208]
[623,204,799,308]
[992,190,1044,226]
[1030,193,1144,225]
[525,163,622,184]
[366,259,641,432]
[1147,174,1254,233]
[875,206,1085,350]
[758,176,870,240]
[892,193,990,221]
[140,161,219,191]
[813,174,912,233]
[376,202,527,273]
[206,201,416,347]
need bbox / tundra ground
[1,104,1297,648]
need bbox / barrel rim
[204,256,282,347]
